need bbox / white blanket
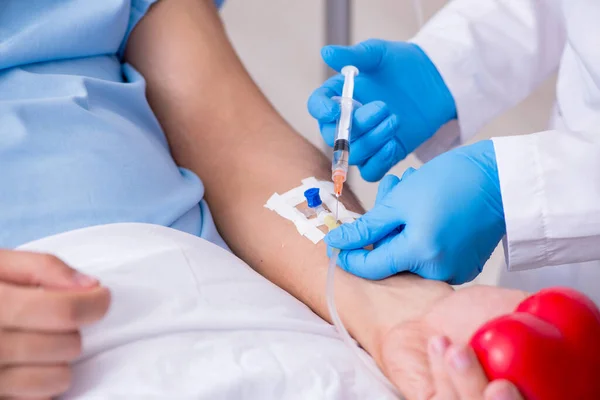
[19,223,394,399]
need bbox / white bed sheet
[19,223,395,399]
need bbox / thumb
[375,174,401,203]
[321,39,385,73]
[0,250,99,290]
[325,202,405,249]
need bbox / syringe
[332,65,359,198]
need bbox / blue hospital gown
[0,0,227,249]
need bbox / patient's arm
[124,0,450,363]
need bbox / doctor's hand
[325,140,505,284]
[307,39,456,182]
[0,250,110,399]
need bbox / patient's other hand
[0,250,110,399]
[378,285,527,400]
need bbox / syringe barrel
[340,65,359,99]
[332,139,349,180]
[330,65,359,196]
[335,98,354,142]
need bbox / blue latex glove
[307,39,457,182]
[325,140,506,285]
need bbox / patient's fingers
[0,365,71,398]
[445,343,489,399]
[0,330,81,365]
[428,336,458,400]
[484,380,524,400]
[4,397,51,400]
[0,250,98,290]
[0,283,110,331]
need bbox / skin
[0,251,110,399]
[123,0,452,366]
[427,336,524,400]
[381,285,528,399]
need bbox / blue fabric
[325,140,506,285]
[307,40,456,182]
[0,0,227,249]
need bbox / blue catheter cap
[304,188,322,208]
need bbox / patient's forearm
[125,0,451,357]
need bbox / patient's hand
[377,285,528,400]
[0,251,110,398]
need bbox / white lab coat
[411,0,600,304]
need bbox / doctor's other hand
[325,140,505,284]
[0,250,110,399]
[307,39,456,182]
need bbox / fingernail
[428,336,449,356]
[73,272,99,287]
[486,383,521,400]
[449,346,472,372]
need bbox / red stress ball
[470,287,600,400]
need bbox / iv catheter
[323,215,402,398]
[301,190,399,395]
[332,65,359,199]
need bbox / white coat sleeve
[492,130,600,271]
[410,0,566,162]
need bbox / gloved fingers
[318,100,390,153]
[321,39,386,73]
[336,232,410,279]
[401,166,417,180]
[375,174,400,203]
[325,202,405,249]
[427,336,459,400]
[351,101,390,140]
[358,139,407,182]
[372,227,404,250]
[336,249,393,280]
[445,344,489,399]
[372,234,393,250]
[350,114,399,165]
[307,75,344,123]
[320,123,336,147]
[484,380,523,400]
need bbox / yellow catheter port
[323,215,339,230]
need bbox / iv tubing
[412,0,424,28]
[326,249,403,398]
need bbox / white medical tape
[301,177,356,221]
[265,193,325,244]
[264,177,362,244]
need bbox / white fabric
[411,1,600,291]
[18,223,394,400]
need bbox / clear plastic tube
[412,0,424,28]
[327,249,403,398]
